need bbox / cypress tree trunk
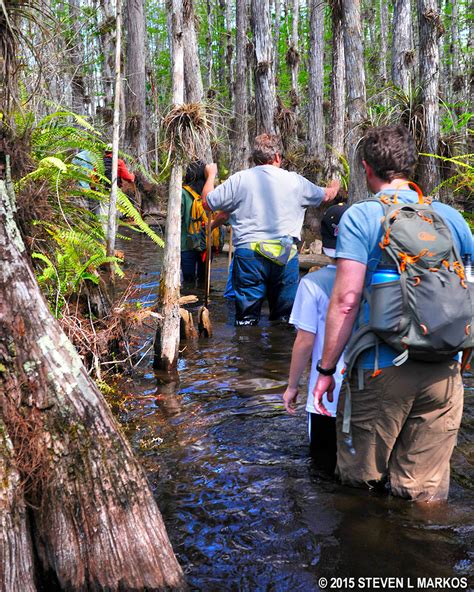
[0,178,186,590]
[183,0,205,103]
[308,0,325,161]
[288,0,299,108]
[67,0,87,115]
[469,11,474,115]
[417,0,442,194]
[98,0,116,110]
[449,1,462,107]
[273,0,282,81]
[231,0,250,173]
[205,0,214,87]
[225,0,234,110]
[106,0,122,261]
[183,0,212,162]
[342,0,367,203]
[327,0,345,178]
[392,0,414,93]
[156,0,185,371]
[125,0,148,168]
[0,419,36,592]
[251,0,277,135]
[379,0,388,93]
[218,0,227,92]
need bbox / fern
[15,108,166,312]
[116,190,165,247]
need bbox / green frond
[116,190,165,248]
[32,251,55,269]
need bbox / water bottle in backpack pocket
[368,267,403,333]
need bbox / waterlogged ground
[118,232,473,591]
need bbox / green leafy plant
[420,150,474,203]
[32,224,124,317]
[12,108,166,313]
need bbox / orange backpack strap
[391,180,424,204]
[406,181,424,204]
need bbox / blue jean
[232,248,299,325]
[181,250,206,282]
[224,258,235,300]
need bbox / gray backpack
[345,189,474,372]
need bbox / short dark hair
[184,160,206,194]
[361,125,417,182]
[252,134,283,165]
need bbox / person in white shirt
[283,203,349,472]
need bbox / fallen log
[298,252,332,271]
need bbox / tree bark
[308,0,325,161]
[251,0,277,134]
[449,0,462,107]
[273,0,282,81]
[0,177,186,590]
[205,0,214,88]
[156,0,185,372]
[0,419,36,592]
[379,0,388,92]
[183,0,212,162]
[288,0,299,108]
[342,0,367,203]
[392,0,414,94]
[417,0,442,194]
[183,0,205,103]
[67,0,88,115]
[125,0,148,168]
[106,0,122,261]
[98,0,116,110]
[327,0,345,178]
[230,0,250,173]
[225,0,234,109]
[218,0,228,94]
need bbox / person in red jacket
[103,144,135,187]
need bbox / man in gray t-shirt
[202,134,340,325]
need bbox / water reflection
[118,232,473,591]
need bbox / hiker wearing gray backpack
[313,125,473,502]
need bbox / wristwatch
[316,360,337,376]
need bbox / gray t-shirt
[206,165,325,246]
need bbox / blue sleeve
[433,202,473,257]
[335,203,381,265]
[456,219,473,257]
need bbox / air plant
[162,102,214,165]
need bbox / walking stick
[198,214,213,337]
[204,215,212,308]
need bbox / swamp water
[119,233,473,591]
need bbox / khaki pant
[336,360,464,501]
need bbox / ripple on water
[116,242,474,590]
